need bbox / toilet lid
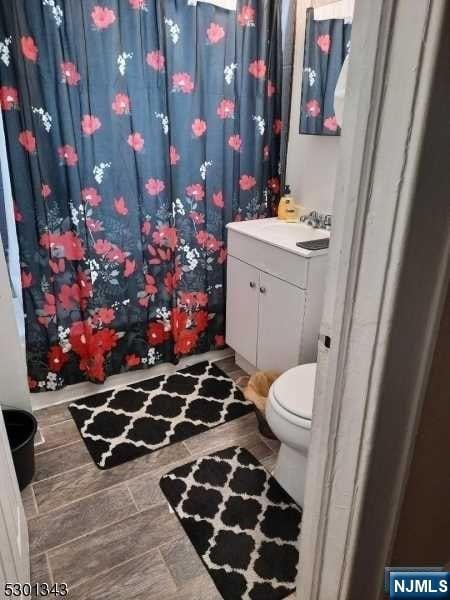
[272,363,317,420]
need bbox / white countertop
[226,217,330,258]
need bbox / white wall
[285,0,342,214]
[0,243,31,411]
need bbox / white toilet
[266,363,317,506]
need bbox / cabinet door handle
[259,286,266,294]
[249,281,256,288]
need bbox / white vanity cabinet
[226,218,329,373]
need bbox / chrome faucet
[300,211,332,230]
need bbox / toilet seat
[266,363,317,504]
[269,363,317,429]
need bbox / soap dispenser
[285,204,299,223]
[278,185,294,220]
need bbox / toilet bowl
[266,363,317,506]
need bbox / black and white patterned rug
[160,446,302,600]
[68,361,253,469]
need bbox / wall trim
[297,0,449,598]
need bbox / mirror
[299,7,352,136]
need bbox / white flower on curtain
[88,258,100,285]
[57,326,71,354]
[32,106,52,132]
[303,67,316,87]
[42,0,63,26]
[155,112,169,134]
[69,201,85,228]
[200,161,213,180]
[174,198,186,216]
[181,244,200,271]
[141,346,157,365]
[0,36,11,66]
[93,162,111,184]
[165,18,180,44]
[70,201,80,227]
[252,115,265,135]
[117,52,133,76]
[224,63,238,85]
[156,306,171,325]
[43,372,61,390]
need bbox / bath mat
[68,361,253,469]
[160,446,302,600]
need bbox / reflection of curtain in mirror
[299,8,351,135]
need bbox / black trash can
[4,409,37,490]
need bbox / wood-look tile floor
[25,357,282,600]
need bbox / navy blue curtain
[0,0,282,391]
[299,8,351,135]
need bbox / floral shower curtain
[0,0,282,392]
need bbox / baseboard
[235,353,257,375]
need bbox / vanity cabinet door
[226,256,259,366]
[257,272,306,372]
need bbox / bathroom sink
[260,220,328,242]
[227,217,330,257]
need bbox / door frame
[296,1,449,598]
[0,242,31,412]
